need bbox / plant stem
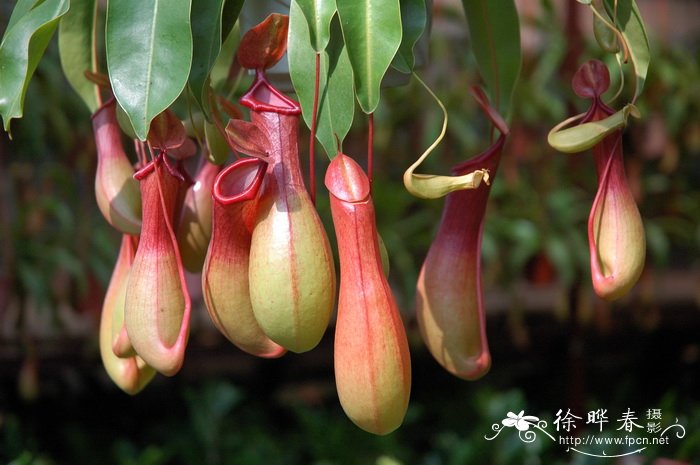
[91,0,102,107]
[309,53,321,205]
[368,112,374,191]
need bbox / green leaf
[289,2,354,159]
[295,0,336,52]
[5,0,42,33]
[58,0,101,113]
[336,0,402,114]
[106,0,194,140]
[0,0,70,132]
[210,21,239,89]
[392,0,427,74]
[189,0,226,118]
[189,0,243,118]
[221,0,244,42]
[461,0,521,119]
[604,0,650,101]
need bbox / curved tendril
[589,1,638,104]
[612,53,626,103]
[589,3,629,63]
[404,72,448,179]
[548,111,587,137]
[403,73,492,199]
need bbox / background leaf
[106,0,194,140]
[295,0,336,53]
[289,1,354,159]
[210,22,239,89]
[0,0,69,132]
[604,0,650,102]
[461,0,521,119]
[5,0,42,33]
[392,0,427,74]
[58,0,100,113]
[221,0,244,42]
[336,0,403,114]
[189,0,243,119]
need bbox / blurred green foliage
[2,379,700,464]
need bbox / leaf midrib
[142,0,159,132]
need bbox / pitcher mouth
[240,71,301,116]
[213,157,268,205]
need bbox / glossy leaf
[58,0,101,113]
[188,0,226,118]
[289,3,354,158]
[392,0,427,74]
[189,0,244,118]
[604,0,650,101]
[106,0,194,140]
[336,0,402,114]
[0,0,69,132]
[461,0,521,119]
[221,0,244,42]
[294,0,336,52]
[5,0,42,33]
[593,9,619,54]
[210,21,240,88]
